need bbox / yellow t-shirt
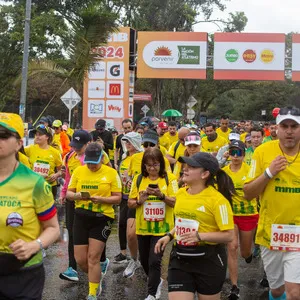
[128,151,171,177]
[240,132,247,143]
[168,141,186,160]
[216,127,232,142]
[66,128,74,137]
[129,172,178,236]
[119,155,132,195]
[25,144,62,186]
[174,186,234,245]
[52,133,62,152]
[223,162,258,216]
[0,163,55,268]
[201,135,228,153]
[109,137,117,161]
[68,164,121,218]
[159,135,170,150]
[165,132,178,145]
[19,152,30,168]
[246,140,300,249]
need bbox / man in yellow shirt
[240,120,253,143]
[216,115,232,142]
[164,121,178,145]
[157,121,170,150]
[201,123,227,156]
[244,107,300,300]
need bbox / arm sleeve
[166,174,178,197]
[110,170,122,193]
[68,168,79,190]
[54,150,63,168]
[33,177,56,221]
[245,149,263,183]
[129,175,138,199]
[213,198,234,231]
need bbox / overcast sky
[194,0,300,34]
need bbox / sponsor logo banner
[106,100,124,118]
[88,81,106,98]
[88,62,106,79]
[88,100,105,118]
[107,81,124,98]
[107,61,124,79]
[292,34,300,81]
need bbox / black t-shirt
[90,129,114,155]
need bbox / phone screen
[148,184,158,189]
[81,192,91,199]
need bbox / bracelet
[196,232,201,242]
[164,232,174,241]
[35,238,44,251]
[265,167,273,179]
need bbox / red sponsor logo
[109,84,121,96]
[108,105,121,112]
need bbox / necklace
[279,143,300,166]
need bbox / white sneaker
[123,259,141,278]
[144,295,156,300]
[155,278,164,299]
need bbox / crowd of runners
[0,106,299,300]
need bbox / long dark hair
[141,148,167,178]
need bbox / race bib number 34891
[271,224,300,251]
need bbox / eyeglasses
[53,127,60,130]
[279,107,300,116]
[145,163,160,168]
[143,142,156,148]
[229,149,243,157]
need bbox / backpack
[173,141,180,159]
[136,173,169,191]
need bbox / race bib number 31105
[143,201,165,221]
[271,224,300,251]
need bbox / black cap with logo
[70,130,91,149]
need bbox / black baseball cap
[84,143,103,164]
[229,140,246,151]
[70,130,91,149]
[31,124,52,137]
[178,152,220,176]
[95,119,106,129]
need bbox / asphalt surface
[42,206,269,300]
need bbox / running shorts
[233,214,259,231]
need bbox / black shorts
[168,244,227,295]
[127,207,136,219]
[0,265,45,300]
[73,209,114,245]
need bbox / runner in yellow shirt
[201,123,228,155]
[25,124,62,198]
[244,107,300,300]
[155,152,234,300]
[157,122,170,150]
[67,143,122,300]
[216,115,232,142]
[165,121,178,145]
[223,140,259,299]
[129,148,178,300]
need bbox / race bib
[175,218,199,246]
[33,161,50,177]
[271,224,300,251]
[143,201,165,221]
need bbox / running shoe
[123,259,141,278]
[113,253,129,264]
[59,267,79,282]
[144,295,156,300]
[87,295,97,300]
[155,278,164,299]
[252,245,261,258]
[260,272,269,288]
[228,285,240,299]
[100,258,110,276]
[97,280,102,297]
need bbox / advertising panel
[214,33,285,81]
[292,34,300,81]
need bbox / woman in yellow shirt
[25,124,62,198]
[67,143,121,300]
[155,152,235,300]
[223,140,259,299]
[129,148,178,300]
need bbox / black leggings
[137,235,163,297]
[65,201,106,269]
[118,197,129,251]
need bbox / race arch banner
[213,33,286,81]
[137,32,207,79]
[292,34,300,81]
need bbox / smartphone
[148,184,158,189]
[80,191,91,199]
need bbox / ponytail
[207,169,235,206]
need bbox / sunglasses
[53,127,60,130]
[229,149,243,157]
[143,142,155,148]
[279,107,300,116]
[37,124,51,134]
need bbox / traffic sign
[187,108,195,120]
[187,95,197,108]
[61,88,81,123]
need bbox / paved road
[42,207,269,300]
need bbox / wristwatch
[159,193,165,200]
[35,238,44,251]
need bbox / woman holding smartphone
[128,148,178,300]
[67,143,122,300]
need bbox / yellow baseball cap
[0,113,24,138]
[53,120,62,127]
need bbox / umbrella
[162,109,182,117]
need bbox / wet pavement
[43,206,269,300]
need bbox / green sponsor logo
[275,186,300,193]
[177,46,200,65]
[225,49,239,62]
